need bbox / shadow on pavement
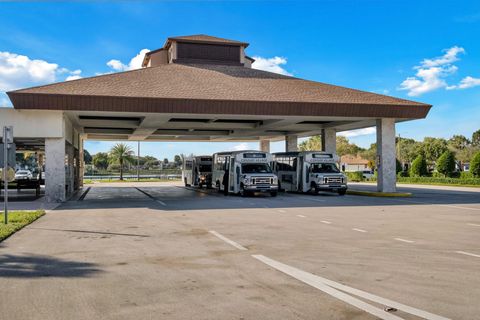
[55,184,480,211]
[0,254,102,278]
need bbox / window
[241,163,272,174]
[310,163,340,173]
[184,160,193,170]
[199,164,212,172]
[274,156,296,172]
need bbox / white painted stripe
[252,255,403,320]
[302,197,326,202]
[278,209,286,213]
[393,199,480,211]
[209,231,247,251]
[321,220,332,224]
[352,228,367,233]
[297,214,306,218]
[456,251,480,258]
[467,223,480,227]
[156,200,167,206]
[395,238,415,243]
[253,255,450,320]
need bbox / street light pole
[137,141,140,181]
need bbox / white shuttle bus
[272,151,347,195]
[212,150,279,197]
[182,156,213,188]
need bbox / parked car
[361,170,374,179]
[15,170,33,181]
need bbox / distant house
[340,155,371,172]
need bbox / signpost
[2,126,13,224]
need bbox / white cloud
[420,46,465,67]
[338,127,376,138]
[447,76,480,90]
[252,56,292,76]
[230,142,249,151]
[65,69,82,81]
[106,49,150,72]
[0,51,82,106]
[398,46,464,96]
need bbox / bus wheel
[338,189,347,196]
[240,185,249,197]
[270,191,278,197]
[184,178,188,187]
[216,182,222,193]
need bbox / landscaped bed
[0,210,45,242]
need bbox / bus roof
[273,151,335,157]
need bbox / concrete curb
[346,189,412,197]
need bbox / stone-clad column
[376,118,396,192]
[79,134,84,188]
[259,139,270,153]
[321,128,336,153]
[45,137,66,202]
[285,135,298,152]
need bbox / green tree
[472,130,480,147]
[163,158,169,165]
[422,137,448,163]
[299,135,322,151]
[109,143,134,180]
[410,155,428,177]
[436,150,455,177]
[336,136,363,157]
[84,149,93,164]
[397,138,421,163]
[470,151,480,177]
[92,152,109,170]
[174,155,182,167]
[448,135,470,150]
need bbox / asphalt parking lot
[1,182,479,319]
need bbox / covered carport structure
[1,35,431,202]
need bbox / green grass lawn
[0,210,45,242]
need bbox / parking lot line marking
[156,200,167,206]
[392,199,480,211]
[278,209,286,213]
[456,251,480,258]
[297,214,306,218]
[395,238,415,243]
[301,197,326,202]
[321,220,332,224]
[352,228,367,233]
[467,223,480,227]
[209,231,247,251]
[252,255,450,320]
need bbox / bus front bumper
[244,184,279,192]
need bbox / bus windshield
[199,164,212,172]
[310,163,340,173]
[241,163,272,174]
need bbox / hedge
[345,171,364,182]
[397,176,480,186]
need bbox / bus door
[229,157,236,193]
[298,156,305,192]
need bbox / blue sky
[1,1,479,159]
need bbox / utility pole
[3,126,13,224]
[137,141,140,181]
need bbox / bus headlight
[243,177,251,185]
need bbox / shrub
[396,159,403,174]
[436,150,456,177]
[410,155,428,177]
[471,151,480,178]
[397,176,480,186]
[460,171,473,179]
[345,171,364,182]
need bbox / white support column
[45,137,66,202]
[321,128,336,153]
[78,134,84,188]
[376,118,396,192]
[259,139,270,152]
[285,135,298,152]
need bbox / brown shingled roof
[7,63,431,118]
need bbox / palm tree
[109,143,135,180]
